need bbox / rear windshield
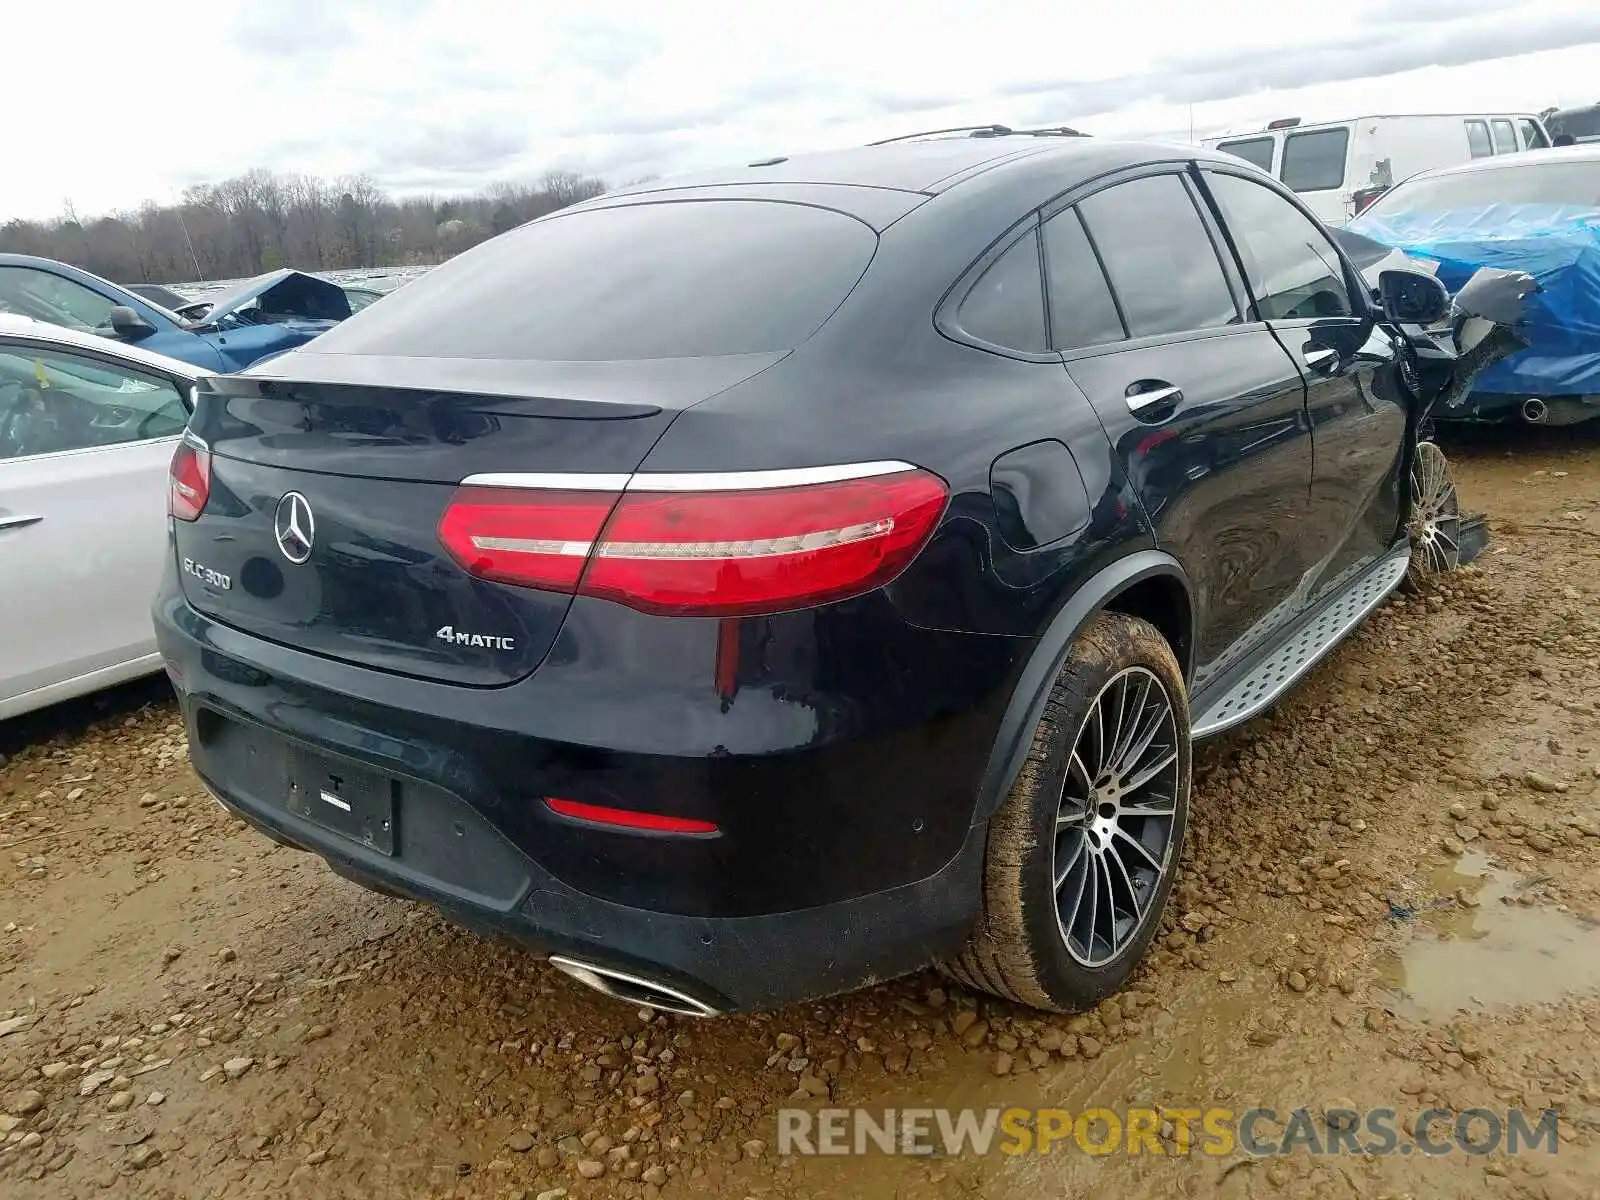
[310,200,877,361]
[1550,108,1600,141]
[1360,162,1600,217]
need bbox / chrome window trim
[0,433,183,467]
[460,460,919,493]
[458,472,634,491]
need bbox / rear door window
[1280,128,1349,192]
[1491,119,1517,155]
[957,228,1048,353]
[0,343,189,459]
[1465,120,1493,158]
[0,267,118,334]
[1204,172,1352,320]
[1041,209,1124,351]
[309,200,878,361]
[1552,108,1600,140]
[1077,174,1238,339]
[1217,137,1275,173]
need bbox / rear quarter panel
[634,180,1156,639]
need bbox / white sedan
[0,315,206,719]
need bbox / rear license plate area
[285,749,397,856]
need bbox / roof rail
[869,124,1014,145]
[868,123,1087,146]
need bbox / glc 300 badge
[182,557,231,590]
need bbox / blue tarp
[1348,204,1600,396]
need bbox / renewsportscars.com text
[776,1106,1561,1158]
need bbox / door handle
[1126,382,1184,417]
[0,514,44,531]
[1303,346,1339,373]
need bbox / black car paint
[155,137,1424,1011]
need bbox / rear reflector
[437,466,948,616]
[545,797,719,835]
[168,434,212,522]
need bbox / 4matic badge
[435,625,516,651]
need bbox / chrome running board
[1192,547,1410,740]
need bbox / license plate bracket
[285,749,397,856]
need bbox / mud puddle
[1377,850,1600,1018]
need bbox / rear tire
[945,612,1191,1011]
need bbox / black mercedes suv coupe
[154,129,1501,1016]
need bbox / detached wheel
[1406,441,1462,587]
[946,612,1191,1011]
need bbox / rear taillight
[436,488,615,590]
[437,465,949,617]
[168,434,211,522]
[1351,185,1388,216]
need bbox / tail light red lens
[437,487,617,590]
[168,435,212,522]
[436,466,949,617]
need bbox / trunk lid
[176,353,781,685]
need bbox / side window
[0,343,189,461]
[1491,119,1517,155]
[1465,120,1493,158]
[1077,174,1238,339]
[1204,173,1352,321]
[957,227,1047,353]
[1519,119,1550,149]
[1041,209,1124,351]
[0,267,118,334]
[1280,128,1348,192]
[1217,137,1274,173]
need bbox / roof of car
[1406,141,1600,182]
[596,135,1227,201]
[1207,113,1547,139]
[0,314,207,379]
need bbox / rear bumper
[154,579,1025,1011]
[1444,390,1600,425]
[191,747,985,1012]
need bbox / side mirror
[1377,269,1451,325]
[108,305,156,341]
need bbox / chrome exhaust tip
[547,955,722,1017]
[1522,397,1548,424]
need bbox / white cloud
[9,0,1599,220]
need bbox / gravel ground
[4,430,1600,1200]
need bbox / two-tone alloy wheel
[1053,666,1182,968]
[948,612,1191,1011]
[1407,441,1462,585]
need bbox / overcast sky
[9,0,1599,221]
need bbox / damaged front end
[1344,204,1600,425]
[181,269,352,332]
[1330,227,1542,577]
[1331,226,1541,424]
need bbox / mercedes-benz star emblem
[273,492,315,565]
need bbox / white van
[1202,113,1553,226]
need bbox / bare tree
[0,166,609,283]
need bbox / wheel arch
[971,551,1194,822]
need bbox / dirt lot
[4,430,1600,1200]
